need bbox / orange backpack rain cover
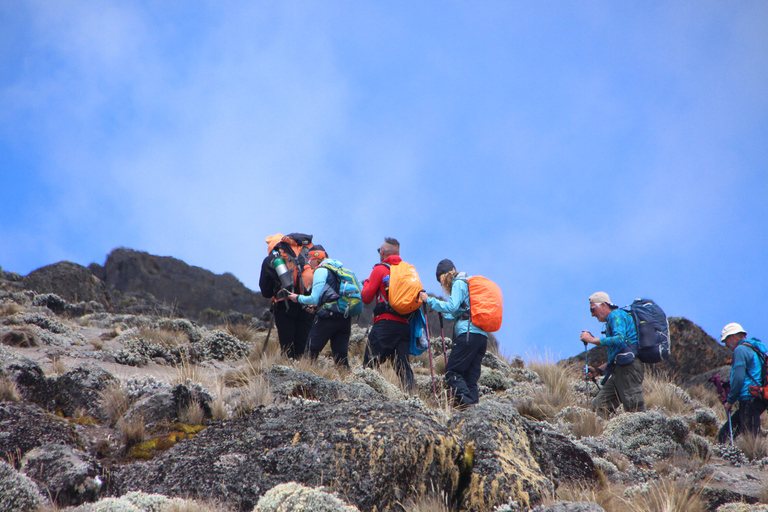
[467,276,503,332]
[388,261,423,315]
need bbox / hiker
[259,233,315,358]
[419,259,487,407]
[360,237,416,392]
[716,322,767,444]
[287,246,353,367]
[580,291,646,417]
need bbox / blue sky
[2,2,766,361]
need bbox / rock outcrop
[111,399,467,511]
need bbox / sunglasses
[590,302,603,312]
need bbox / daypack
[622,298,670,364]
[317,260,364,317]
[460,276,503,333]
[409,307,429,356]
[743,341,768,402]
[379,261,423,315]
[266,233,314,294]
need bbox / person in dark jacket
[419,259,487,407]
[258,233,315,358]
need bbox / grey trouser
[593,358,646,418]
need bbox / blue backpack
[318,260,364,317]
[409,308,429,356]
[623,298,670,364]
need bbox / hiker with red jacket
[259,233,315,359]
[717,322,767,443]
[419,259,487,407]
[361,237,415,392]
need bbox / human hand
[288,293,299,303]
[580,330,599,344]
[419,291,429,303]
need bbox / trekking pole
[423,303,439,407]
[439,313,447,359]
[727,407,734,446]
[262,306,275,355]
[584,342,589,408]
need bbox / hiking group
[261,233,767,429]
[580,292,766,443]
[259,233,502,407]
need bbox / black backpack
[623,298,670,364]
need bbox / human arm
[259,257,277,299]
[425,279,467,321]
[361,264,386,305]
[289,267,328,306]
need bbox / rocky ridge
[0,255,767,512]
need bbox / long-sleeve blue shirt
[297,263,331,306]
[728,337,767,404]
[601,308,638,364]
[426,274,487,338]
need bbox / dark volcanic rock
[23,261,111,306]
[55,363,119,422]
[448,400,556,511]
[98,248,270,320]
[111,399,466,512]
[20,443,104,507]
[267,366,385,403]
[0,355,57,409]
[0,404,81,463]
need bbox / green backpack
[318,259,364,318]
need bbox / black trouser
[445,331,487,406]
[308,313,351,366]
[364,319,415,392]
[717,398,767,444]
[273,301,314,359]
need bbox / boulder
[0,460,45,512]
[23,261,111,307]
[0,355,57,409]
[601,411,708,466]
[267,366,385,402]
[111,399,466,512]
[448,400,555,511]
[0,403,80,462]
[55,363,119,422]
[20,443,103,507]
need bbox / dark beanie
[435,259,455,282]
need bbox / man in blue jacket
[717,322,767,443]
[580,291,646,418]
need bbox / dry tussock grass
[50,355,67,376]
[178,400,205,426]
[118,414,147,449]
[685,383,727,420]
[0,376,21,403]
[0,303,22,316]
[165,500,234,512]
[736,430,768,461]
[226,323,259,344]
[525,356,578,418]
[235,374,274,413]
[643,372,694,416]
[139,326,189,347]
[556,475,706,512]
[99,383,132,427]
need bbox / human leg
[614,359,646,412]
[445,332,480,406]
[328,316,352,367]
[462,334,488,405]
[593,374,621,418]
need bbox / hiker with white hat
[716,322,767,443]
[580,291,646,417]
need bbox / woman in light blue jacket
[419,259,487,407]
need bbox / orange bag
[466,276,503,332]
[387,261,423,315]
